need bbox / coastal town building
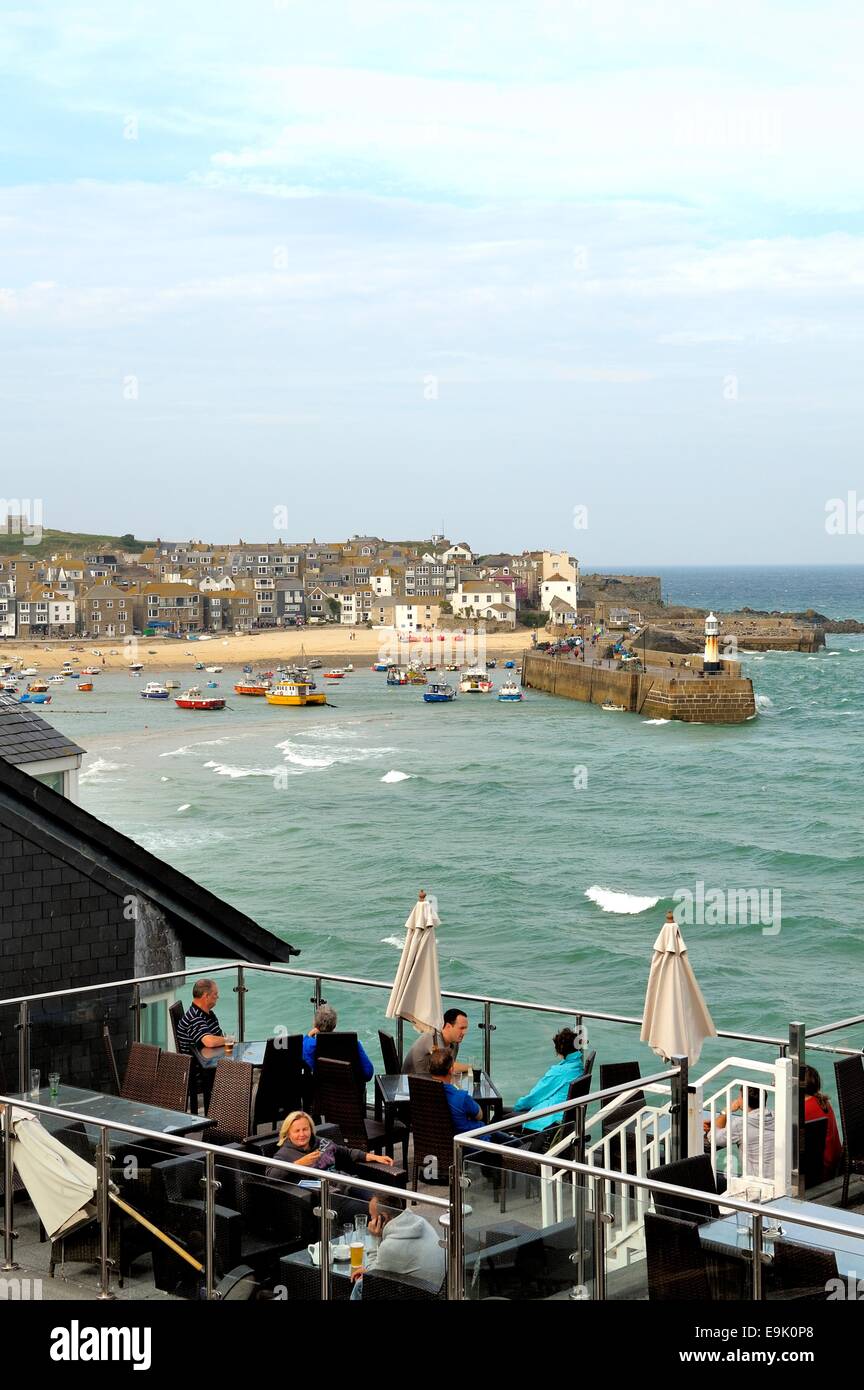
[540,573,579,614]
[0,582,15,637]
[143,582,202,633]
[82,582,141,638]
[452,580,517,622]
[0,693,84,800]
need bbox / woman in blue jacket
[512,1027,585,1140]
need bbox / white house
[441,542,473,564]
[0,583,14,638]
[548,595,578,627]
[451,582,517,622]
[540,574,578,614]
[393,599,443,631]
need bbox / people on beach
[801,1065,843,1181]
[303,1003,374,1081]
[401,1008,470,1075]
[510,1026,585,1133]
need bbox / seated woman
[266,1110,393,1219]
[510,1027,585,1149]
[802,1065,843,1181]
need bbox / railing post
[448,1144,465,1301]
[318,1180,334,1301]
[17,1002,28,1095]
[751,1210,764,1300]
[235,965,247,1042]
[592,1174,607,1301]
[789,1021,805,1199]
[396,1018,404,1064]
[670,1054,689,1162]
[130,983,142,1044]
[2,1105,18,1272]
[96,1129,114,1300]
[480,1001,495,1075]
[204,1150,218,1299]
[310,978,324,1017]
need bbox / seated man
[303,1004,374,1081]
[176,977,225,1106]
[401,1008,470,1076]
[350,1193,445,1299]
[427,1046,484,1133]
[705,1086,775,1186]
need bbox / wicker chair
[768,1237,839,1301]
[120,1043,161,1103]
[834,1056,864,1206]
[645,1211,713,1301]
[150,1153,243,1294]
[317,1058,408,1167]
[206,1059,254,1145]
[648,1154,721,1225]
[151,1052,192,1112]
[314,1032,369,1101]
[407,1074,458,1188]
[379,1031,402,1074]
[277,1252,352,1301]
[168,1000,184,1049]
[803,1116,828,1191]
[363,1268,446,1301]
[252,1035,305,1132]
[599,1061,645,1136]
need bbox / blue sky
[1,0,863,562]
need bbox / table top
[377,1070,501,1104]
[15,1085,215,1136]
[197,1039,267,1069]
[280,1246,355,1278]
[701,1195,864,1278]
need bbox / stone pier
[520,652,757,724]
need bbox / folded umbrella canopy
[385,891,444,1036]
[9,1108,97,1239]
[641,912,717,1066]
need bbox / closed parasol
[385,890,444,1036]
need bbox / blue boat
[19,693,50,704]
[504,660,515,668]
[497,679,523,702]
[423,683,456,703]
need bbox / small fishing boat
[205,681,219,689]
[601,701,626,712]
[164,679,181,690]
[194,662,205,671]
[265,679,327,707]
[2,679,18,693]
[446,663,460,672]
[81,667,100,676]
[486,659,497,670]
[406,667,427,685]
[324,669,345,679]
[345,663,353,672]
[423,683,456,703]
[386,666,408,686]
[20,693,50,704]
[140,681,170,700]
[175,686,226,711]
[129,662,144,672]
[497,679,523,702]
[27,681,49,694]
[77,682,93,692]
[459,667,493,694]
[204,666,223,674]
[50,674,66,684]
[242,664,253,674]
[234,680,270,696]
[20,667,39,677]
[371,662,389,672]
[504,660,516,669]
[307,657,322,669]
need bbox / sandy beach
[0,626,532,672]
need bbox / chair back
[581,1049,596,1078]
[207,1059,254,1144]
[834,1056,864,1159]
[168,1000,184,1051]
[379,1030,402,1074]
[253,1035,305,1131]
[770,1237,838,1300]
[151,1052,192,1112]
[803,1116,828,1190]
[644,1211,712,1301]
[599,1060,644,1135]
[316,1058,367,1149]
[407,1075,456,1186]
[647,1154,720,1224]
[363,1269,446,1301]
[315,1032,366,1093]
[120,1042,161,1103]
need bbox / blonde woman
[267,1110,393,1178]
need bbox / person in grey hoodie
[350,1194,445,1298]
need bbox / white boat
[140,681,170,700]
[20,667,39,677]
[497,680,523,701]
[50,674,66,683]
[460,667,494,694]
[164,679,181,690]
[128,662,144,672]
[601,701,626,712]
[205,666,223,673]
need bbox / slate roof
[0,694,85,767]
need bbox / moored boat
[371,662,389,672]
[406,666,427,685]
[234,680,270,696]
[459,667,493,694]
[81,667,100,676]
[140,681,170,699]
[27,681,49,694]
[164,679,181,690]
[423,683,456,703]
[19,693,50,704]
[265,679,327,707]
[175,686,226,711]
[128,662,144,672]
[601,701,626,712]
[324,669,345,679]
[204,665,223,673]
[78,682,94,692]
[386,666,407,686]
[497,679,523,701]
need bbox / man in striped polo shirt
[177,980,224,1104]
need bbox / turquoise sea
[35,565,864,1099]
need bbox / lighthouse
[703,612,721,674]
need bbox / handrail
[806,1014,864,1040]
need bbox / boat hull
[175,699,225,710]
[265,692,327,706]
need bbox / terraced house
[82,582,140,638]
[143,582,202,633]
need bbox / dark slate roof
[0,754,299,963]
[0,694,85,767]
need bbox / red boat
[175,686,225,711]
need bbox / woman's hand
[365,1153,394,1165]
[296,1150,321,1167]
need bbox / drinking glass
[354,1214,368,1247]
[349,1241,364,1271]
[48,1072,60,1098]
[28,1068,40,1099]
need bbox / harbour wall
[521,653,757,724]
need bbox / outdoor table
[700,1194,864,1284]
[13,1084,215,1138]
[375,1070,503,1129]
[196,1039,267,1069]
[278,1246,355,1300]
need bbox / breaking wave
[585,885,661,915]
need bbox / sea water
[38,565,864,1097]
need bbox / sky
[1,0,863,563]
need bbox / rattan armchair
[645,1211,713,1301]
[834,1056,864,1206]
[252,1035,305,1132]
[317,1058,408,1166]
[768,1237,839,1301]
[407,1073,458,1188]
[206,1058,254,1145]
[120,1042,161,1102]
[151,1052,192,1113]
